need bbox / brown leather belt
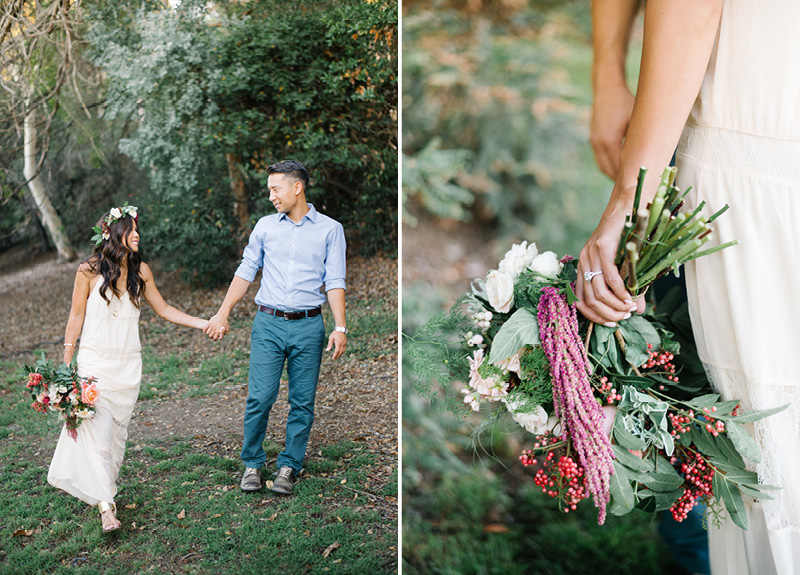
[258,305,322,320]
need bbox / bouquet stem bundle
[617,167,738,296]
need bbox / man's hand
[326,330,347,361]
[204,313,230,341]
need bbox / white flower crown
[91,203,138,246]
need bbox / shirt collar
[278,203,318,225]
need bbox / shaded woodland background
[402,1,694,574]
[1,0,397,282]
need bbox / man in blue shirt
[205,159,348,495]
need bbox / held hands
[204,313,230,341]
[326,330,347,361]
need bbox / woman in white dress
[48,205,210,533]
[576,0,800,573]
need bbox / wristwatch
[334,326,348,334]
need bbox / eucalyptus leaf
[639,468,684,492]
[710,460,761,486]
[613,416,647,451]
[612,445,655,474]
[713,472,748,530]
[637,488,685,512]
[488,308,540,364]
[736,483,774,501]
[725,421,761,463]
[719,404,790,424]
[686,394,721,410]
[715,433,745,467]
[618,315,661,368]
[691,427,725,461]
[609,460,636,515]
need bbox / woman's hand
[575,199,642,325]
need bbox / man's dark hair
[268,160,309,192]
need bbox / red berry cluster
[641,344,679,383]
[595,376,622,405]
[668,450,715,521]
[521,441,589,512]
[700,406,726,436]
[668,409,694,440]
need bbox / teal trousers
[241,310,325,472]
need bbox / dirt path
[1,244,398,475]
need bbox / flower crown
[91,203,138,246]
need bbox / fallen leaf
[177,509,186,520]
[268,513,278,521]
[211,514,222,519]
[125,503,137,509]
[322,541,341,558]
[12,529,33,537]
[340,479,347,485]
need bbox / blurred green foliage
[402,1,609,257]
[1,0,397,282]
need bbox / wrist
[334,326,348,334]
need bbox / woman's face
[123,219,140,253]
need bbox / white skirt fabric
[48,279,142,506]
[676,1,800,571]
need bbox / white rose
[485,270,514,313]
[527,251,563,279]
[498,241,538,278]
[110,207,122,219]
[128,207,138,219]
[505,399,550,435]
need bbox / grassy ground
[0,256,397,575]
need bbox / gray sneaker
[270,466,297,495]
[240,467,262,491]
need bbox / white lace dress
[676,1,800,573]
[48,279,142,506]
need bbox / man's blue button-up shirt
[234,204,346,311]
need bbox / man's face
[267,173,300,214]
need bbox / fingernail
[623,313,631,320]
[629,306,638,312]
[604,322,617,328]
[624,299,633,305]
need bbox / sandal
[98,501,121,533]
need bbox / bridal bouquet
[409,167,784,529]
[25,355,98,441]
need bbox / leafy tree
[88,0,397,284]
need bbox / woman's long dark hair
[84,212,145,307]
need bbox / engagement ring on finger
[584,270,603,281]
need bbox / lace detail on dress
[704,363,800,532]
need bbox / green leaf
[612,445,655,474]
[618,315,661,368]
[720,404,790,424]
[715,433,744,467]
[713,472,748,530]
[685,394,721,410]
[637,488,685,512]
[725,421,761,463]
[488,308,540,364]
[710,460,761,486]
[609,461,636,515]
[736,483,774,501]
[638,467,685,492]
[691,427,725,461]
[613,416,646,451]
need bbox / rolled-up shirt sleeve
[323,222,347,292]
[234,224,264,282]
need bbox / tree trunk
[226,152,250,234]
[23,103,77,261]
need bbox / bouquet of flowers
[409,166,785,529]
[25,355,99,441]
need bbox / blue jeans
[240,310,325,472]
